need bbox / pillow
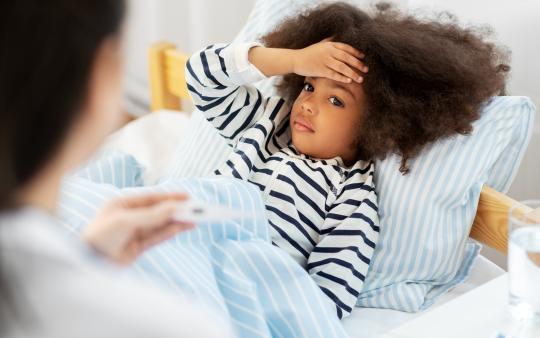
[161,112,230,179]
[162,1,536,312]
[102,111,191,184]
[358,97,534,312]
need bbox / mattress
[106,110,506,337]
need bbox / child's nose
[301,100,317,115]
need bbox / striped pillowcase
[359,96,534,311]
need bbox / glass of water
[508,200,540,324]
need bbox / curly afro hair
[261,2,510,173]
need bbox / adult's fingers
[123,200,182,230]
[139,223,195,252]
[106,219,194,265]
[120,192,189,209]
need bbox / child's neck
[290,144,358,168]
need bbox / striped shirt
[186,42,380,318]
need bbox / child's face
[290,76,366,165]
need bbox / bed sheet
[342,255,504,337]
[106,111,505,337]
[104,110,190,184]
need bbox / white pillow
[104,111,190,184]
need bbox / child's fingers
[334,50,368,74]
[331,55,364,83]
[332,42,365,59]
[326,68,353,83]
[328,61,361,83]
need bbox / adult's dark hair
[262,2,510,173]
[0,0,125,330]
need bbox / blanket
[58,175,349,338]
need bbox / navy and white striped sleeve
[185,42,270,144]
[307,163,380,319]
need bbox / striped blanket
[58,176,349,338]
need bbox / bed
[96,2,537,333]
[147,42,533,256]
[103,109,507,338]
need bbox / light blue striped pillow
[161,0,537,312]
[359,96,534,311]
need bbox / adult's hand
[83,192,194,264]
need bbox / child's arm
[185,43,269,144]
[186,41,366,144]
[307,163,379,319]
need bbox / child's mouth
[293,118,315,133]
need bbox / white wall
[123,0,254,115]
[125,0,540,113]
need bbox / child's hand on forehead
[292,38,368,84]
[248,38,368,84]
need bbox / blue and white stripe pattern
[74,149,144,188]
[210,0,536,312]
[356,96,535,311]
[57,176,349,338]
[73,0,535,317]
[185,42,379,318]
[163,95,535,313]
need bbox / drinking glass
[508,201,540,337]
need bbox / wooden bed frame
[148,42,536,254]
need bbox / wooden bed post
[470,186,535,254]
[148,42,186,112]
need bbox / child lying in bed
[185,2,508,318]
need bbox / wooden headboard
[148,42,190,112]
[148,42,533,254]
[470,186,534,253]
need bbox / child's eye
[303,82,314,92]
[329,97,344,107]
